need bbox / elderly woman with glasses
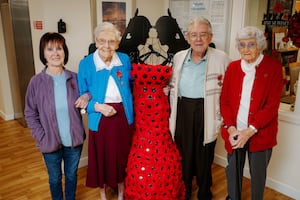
[77,22,133,200]
[220,26,283,200]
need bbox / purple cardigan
[24,68,85,153]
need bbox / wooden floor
[0,118,294,200]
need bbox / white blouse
[93,50,122,103]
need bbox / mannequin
[138,27,169,65]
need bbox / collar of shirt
[184,48,207,65]
[93,49,122,71]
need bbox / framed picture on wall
[267,0,294,17]
[96,0,132,35]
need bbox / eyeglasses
[97,38,116,46]
[189,32,210,40]
[238,42,257,49]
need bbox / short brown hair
[39,32,69,65]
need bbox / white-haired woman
[77,22,133,200]
[220,26,283,200]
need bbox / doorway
[0,0,35,126]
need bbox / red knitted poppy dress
[124,63,185,200]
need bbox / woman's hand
[230,127,255,149]
[227,126,239,147]
[94,103,117,117]
[75,93,89,109]
[163,85,173,96]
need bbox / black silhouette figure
[118,9,189,65]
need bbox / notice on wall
[169,0,232,51]
[33,20,43,30]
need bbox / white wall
[245,0,267,31]
[269,118,300,198]
[135,0,169,25]
[227,0,246,60]
[28,0,93,74]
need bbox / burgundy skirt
[86,103,132,188]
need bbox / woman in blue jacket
[77,22,133,200]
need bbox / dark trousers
[175,97,216,200]
[226,145,272,200]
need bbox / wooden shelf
[277,47,299,53]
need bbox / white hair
[187,17,213,34]
[235,26,267,50]
[94,22,121,42]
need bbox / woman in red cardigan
[220,26,283,200]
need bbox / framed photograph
[272,26,287,50]
[96,0,132,35]
[267,0,294,16]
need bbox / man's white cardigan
[169,47,231,144]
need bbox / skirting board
[214,154,299,199]
[0,111,24,121]
[0,110,14,121]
